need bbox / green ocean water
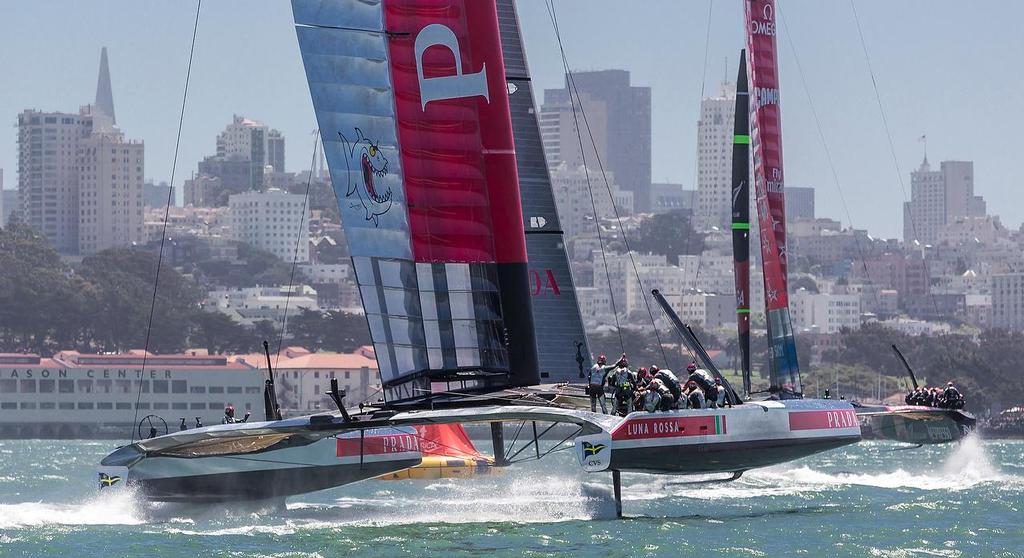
[0,437,1021,557]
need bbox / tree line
[0,223,369,356]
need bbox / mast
[745,0,802,397]
[730,50,752,397]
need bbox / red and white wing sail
[293,0,539,403]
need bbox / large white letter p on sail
[414,23,489,110]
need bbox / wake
[750,433,1017,491]
[286,474,618,527]
[0,491,144,529]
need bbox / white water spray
[749,433,1012,492]
[0,491,144,529]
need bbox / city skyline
[1,1,1022,239]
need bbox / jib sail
[745,0,801,397]
[292,0,539,403]
[496,0,591,382]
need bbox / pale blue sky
[1,1,1021,239]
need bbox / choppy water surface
[0,436,1021,557]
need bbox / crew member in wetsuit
[222,404,250,424]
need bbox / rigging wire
[689,0,717,290]
[272,134,321,370]
[543,0,623,355]
[848,0,941,319]
[130,0,202,443]
[546,0,673,366]
[777,9,881,312]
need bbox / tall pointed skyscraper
[94,47,116,128]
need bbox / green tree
[250,320,279,350]
[0,223,88,353]
[195,242,304,288]
[191,311,253,354]
[78,248,201,353]
[612,210,705,265]
[322,311,371,352]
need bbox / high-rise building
[903,159,985,244]
[992,273,1024,331]
[0,187,19,228]
[695,82,736,229]
[786,186,815,221]
[17,109,93,253]
[267,129,285,175]
[229,188,309,263]
[77,126,145,254]
[216,115,285,189]
[183,174,221,207]
[195,155,252,204]
[541,70,652,211]
[143,180,175,208]
[16,48,143,255]
[549,162,631,246]
[790,289,861,334]
[650,182,695,214]
[77,48,145,255]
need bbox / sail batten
[745,0,801,397]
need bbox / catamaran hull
[115,458,419,503]
[577,400,861,474]
[856,405,976,444]
[99,425,422,503]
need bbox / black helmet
[225,404,235,417]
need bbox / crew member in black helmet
[222,404,250,424]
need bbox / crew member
[641,379,664,413]
[637,367,652,390]
[686,362,717,403]
[917,387,928,406]
[685,380,706,409]
[607,355,636,416]
[656,380,675,411]
[589,354,615,413]
[222,404,250,424]
[651,365,682,408]
[943,381,963,409]
[712,377,729,408]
